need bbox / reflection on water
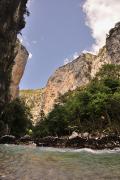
[0,145,120,180]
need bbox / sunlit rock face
[42,54,93,114]
[20,89,45,125]
[106,22,120,64]
[10,41,29,100]
[20,23,120,123]
[42,48,110,115]
[41,23,120,115]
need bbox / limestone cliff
[0,0,28,111]
[20,89,45,124]
[20,23,120,123]
[10,40,29,100]
[41,23,120,115]
[106,22,120,63]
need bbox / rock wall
[20,89,45,124]
[0,0,28,110]
[41,23,120,115]
[42,47,110,114]
[42,54,94,114]
[106,22,120,64]
[19,23,120,123]
[10,40,29,100]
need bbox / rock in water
[0,135,16,144]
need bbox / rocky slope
[0,0,28,111]
[20,23,120,123]
[41,23,120,115]
[106,22,120,63]
[42,47,111,114]
[20,89,45,124]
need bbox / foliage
[0,98,32,137]
[34,64,120,137]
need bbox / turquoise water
[0,145,120,180]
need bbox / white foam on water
[73,148,120,154]
[38,147,120,154]
[2,144,120,154]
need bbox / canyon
[0,2,120,125]
[20,23,120,123]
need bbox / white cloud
[73,52,79,59]
[17,34,30,46]
[83,0,120,52]
[64,58,69,65]
[28,52,33,59]
[18,36,23,43]
[27,0,33,8]
[82,50,92,54]
[64,52,80,65]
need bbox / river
[0,145,120,180]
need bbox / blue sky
[19,0,120,89]
[19,0,94,89]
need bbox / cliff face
[19,23,120,123]
[10,40,29,100]
[0,0,28,110]
[41,23,120,115]
[106,22,120,64]
[42,48,110,114]
[42,54,93,114]
[20,89,45,124]
[19,47,111,121]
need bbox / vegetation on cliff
[34,64,120,137]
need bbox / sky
[19,0,120,89]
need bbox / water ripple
[0,145,120,180]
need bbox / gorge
[0,2,120,179]
[19,23,120,124]
[0,0,120,144]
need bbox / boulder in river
[69,131,79,140]
[0,135,16,144]
[20,135,32,143]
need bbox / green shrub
[34,64,120,137]
[0,98,32,137]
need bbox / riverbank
[35,134,120,150]
[0,133,120,150]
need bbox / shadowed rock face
[10,41,29,100]
[0,0,28,110]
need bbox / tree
[0,98,32,137]
[34,64,120,137]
